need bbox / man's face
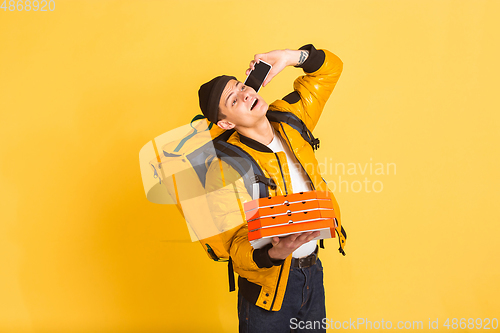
[217,79,268,130]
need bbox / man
[198,44,346,333]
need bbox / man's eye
[241,86,245,90]
[232,99,236,106]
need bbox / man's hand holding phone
[245,48,310,88]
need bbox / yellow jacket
[204,44,346,311]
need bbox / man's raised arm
[268,44,344,132]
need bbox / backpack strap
[228,257,236,292]
[184,129,234,188]
[183,127,275,199]
[213,140,275,198]
[336,225,347,256]
[266,111,320,150]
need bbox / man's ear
[217,119,235,130]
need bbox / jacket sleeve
[268,44,343,132]
[204,159,284,271]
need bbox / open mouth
[250,98,258,111]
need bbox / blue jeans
[238,258,326,333]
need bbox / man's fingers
[288,232,312,245]
[274,231,320,249]
[245,61,255,76]
[254,54,264,64]
[305,231,320,242]
[295,231,320,244]
[295,231,313,242]
[289,233,300,242]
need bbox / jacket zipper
[269,262,285,310]
[279,123,316,191]
[268,141,289,310]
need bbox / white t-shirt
[265,129,317,258]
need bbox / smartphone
[244,60,272,93]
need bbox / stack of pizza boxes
[244,191,338,249]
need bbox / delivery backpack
[139,110,346,291]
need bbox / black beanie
[198,75,237,124]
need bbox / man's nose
[242,90,251,102]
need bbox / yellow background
[1,0,499,332]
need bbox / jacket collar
[238,116,285,153]
[239,133,274,153]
